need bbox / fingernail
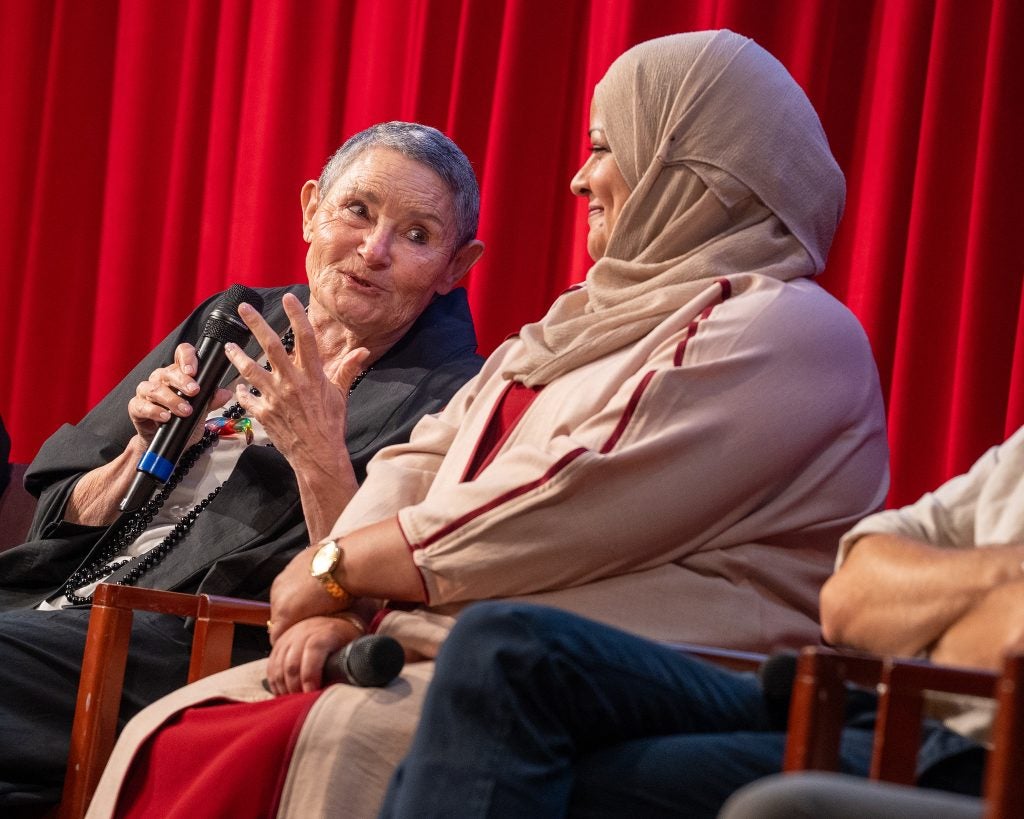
[186,381,199,393]
[182,364,194,376]
[159,411,171,421]
[239,303,253,314]
[225,342,238,353]
[177,402,192,415]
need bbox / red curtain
[1,0,1021,508]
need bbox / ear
[436,239,485,295]
[300,180,319,242]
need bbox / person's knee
[442,602,565,654]
[434,602,579,687]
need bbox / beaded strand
[60,323,372,605]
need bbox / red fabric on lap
[115,690,322,819]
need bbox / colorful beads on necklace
[205,414,254,444]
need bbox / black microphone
[259,635,406,694]
[322,634,405,687]
[119,284,264,513]
[757,650,798,730]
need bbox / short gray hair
[318,122,480,250]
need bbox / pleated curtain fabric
[0,0,1022,508]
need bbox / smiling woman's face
[570,100,632,261]
[301,146,473,345]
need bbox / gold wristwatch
[310,539,354,607]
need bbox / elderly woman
[89,29,887,819]
[0,122,484,812]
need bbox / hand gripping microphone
[119,284,265,514]
[260,634,406,693]
[322,634,406,687]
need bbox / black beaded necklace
[60,326,371,605]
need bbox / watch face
[311,541,340,576]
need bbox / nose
[358,224,392,268]
[570,157,592,198]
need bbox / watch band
[311,540,355,608]
[319,572,354,605]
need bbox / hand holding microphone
[263,634,405,693]
[121,284,265,513]
[322,634,405,687]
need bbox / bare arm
[820,533,1024,656]
[929,578,1024,670]
[268,515,423,639]
[64,437,148,525]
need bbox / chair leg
[57,584,204,819]
[57,602,133,819]
[870,662,923,785]
[783,649,847,772]
[986,653,1024,819]
[188,617,237,683]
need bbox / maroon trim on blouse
[460,380,515,483]
[673,279,732,366]
[396,515,433,605]
[367,608,391,634]
[611,278,734,450]
[410,277,734,567]
[600,370,656,454]
[409,447,589,552]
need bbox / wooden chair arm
[60,585,271,819]
[189,594,271,681]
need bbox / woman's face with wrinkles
[301,147,468,344]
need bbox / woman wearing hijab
[87,30,887,819]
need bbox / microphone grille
[758,650,798,700]
[757,651,798,730]
[340,635,406,687]
[220,283,265,314]
[202,284,265,345]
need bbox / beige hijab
[507,30,846,386]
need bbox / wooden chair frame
[782,646,1023,819]
[56,586,1024,819]
[58,584,271,819]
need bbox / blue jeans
[379,602,983,818]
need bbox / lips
[344,271,379,290]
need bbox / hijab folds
[508,30,846,386]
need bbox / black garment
[0,414,10,496]
[0,285,481,808]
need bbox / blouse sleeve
[330,347,514,535]
[400,283,889,605]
